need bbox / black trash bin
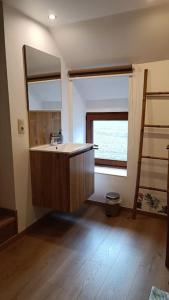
[105,192,121,217]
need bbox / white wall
[3,4,70,232]
[90,60,169,210]
[72,82,86,143]
[86,98,128,112]
[3,3,169,230]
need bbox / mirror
[23,46,62,147]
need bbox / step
[0,216,16,229]
[0,210,17,245]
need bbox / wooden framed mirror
[23,46,62,147]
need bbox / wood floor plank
[0,206,168,300]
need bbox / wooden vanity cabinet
[30,149,94,212]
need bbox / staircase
[0,208,17,245]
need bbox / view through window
[93,120,128,162]
[86,112,128,168]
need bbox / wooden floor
[0,205,169,300]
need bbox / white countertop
[30,143,93,154]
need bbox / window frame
[86,112,128,169]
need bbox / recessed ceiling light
[48,14,56,20]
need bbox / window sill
[95,166,127,177]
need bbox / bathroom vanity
[24,47,95,213]
[30,144,94,212]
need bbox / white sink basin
[30,143,93,154]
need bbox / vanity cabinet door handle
[93,144,99,150]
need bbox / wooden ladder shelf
[132,69,169,218]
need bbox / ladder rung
[142,155,168,161]
[146,92,169,96]
[139,185,167,193]
[144,124,169,128]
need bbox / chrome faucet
[50,133,57,145]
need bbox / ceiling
[2,0,169,68]
[3,0,168,26]
[73,76,129,101]
[52,3,169,68]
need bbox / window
[86,112,128,168]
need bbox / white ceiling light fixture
[48,14,56,21]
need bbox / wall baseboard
[136,209,167,220]
[86,199,167,220]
